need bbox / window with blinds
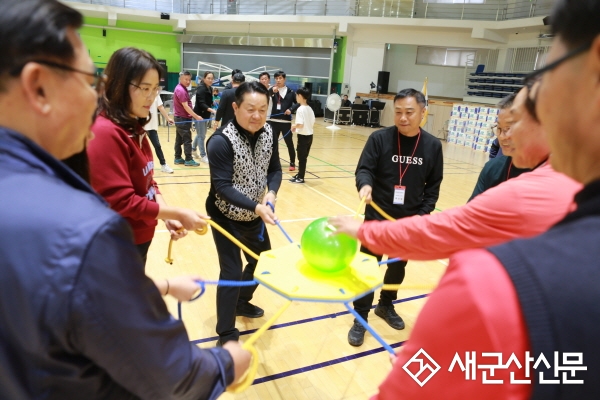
[416,46,478,67]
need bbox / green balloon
[301,217,358,273]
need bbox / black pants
[270,121,295,166]
[296,134,313,180]
[136,240,152,268]
[174,117,193,161]
[353,244,407,320]
[146,129,165,166]
[211,215,272,342]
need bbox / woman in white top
[145,94,175,173]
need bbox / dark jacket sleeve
[489,138,499,159]
[215,90,233,123]
[355,134,380,192]
[194,84,212,116]
[207,134,261,211]
[468,161,491,202]
[418,139,444,215]
[70,215,234,400]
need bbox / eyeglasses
[12,59,106,97]
[523,40,592,121]
[130,83,163,98]
[492,124,512,136]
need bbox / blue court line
[190,293,428,345]
[253,340,406,385]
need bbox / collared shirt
[173,83,192,118]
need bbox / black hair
[231,69,242,76]
[259,72,270,79]
[551,0,600,49]
[497,92,517,110]
[1,0,83,91]
[393,88,426,107]
[274,70,286,79]
[234,81,269,106]
[99,47,162,133]
[232,73,245,83]
[296,86,311,100]
[180,71,191,77]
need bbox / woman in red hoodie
[88,47,207,265]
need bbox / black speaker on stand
[377,71,390,94]
[304,82,313,99]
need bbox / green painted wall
[79,17,181,89]
[331,36,346,83]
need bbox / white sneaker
[160,164,174,174]
[200,156,209,163]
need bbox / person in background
[88,47,208,266]
[289,86,315,184]
[0,1,250,398]
[268,70,299,171]
[341,94,352,107]
[215,72,245,128]
[192,71,215,163]
[173,71,202,167]
[146,92,174,173]
[468,93,530,201]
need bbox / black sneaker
[374,304,405,330]
[289,177,305,184]
[348,320,367,346]
[236,302,264,318]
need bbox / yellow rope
[369,200,396,222]
[355,196,366,219]
[227,300,293,393]
[165,220,259,264]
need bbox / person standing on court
[192,71,215,163]
[289,86,315,184]
[0,1,250,398]
[215,72,245,128]
[146,92,174,173]
[268,70,299,171]
[173,71,201,167]
[348,88,443,347]
[206,81,282,346]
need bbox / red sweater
[372,249,531,400]
[88,114,160,244]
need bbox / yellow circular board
[254,243,383,302]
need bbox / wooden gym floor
[144,118,489,399]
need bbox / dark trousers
[270,121,295,165]
[146,129,165,166]
[353,244,407,320]
[296,134,313,180]
[174,117,193,161]
[211,215,272,342]
[136,240,152,268]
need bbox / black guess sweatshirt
[356,126,444,221]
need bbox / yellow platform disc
[254,243,382,302]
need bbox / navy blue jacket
[490,180,600,399]
[0,128,234,399]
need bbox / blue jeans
[192,120,208,157]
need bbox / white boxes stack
[446,104,499,153]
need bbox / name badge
[393,185,406,205]
[277,104,281,110]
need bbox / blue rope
[378,257,402,265]
[177,280,258,320]
[344,302,395,355]
[171,112,288,125]
[279,130,292,141]
[266,201,294,243]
